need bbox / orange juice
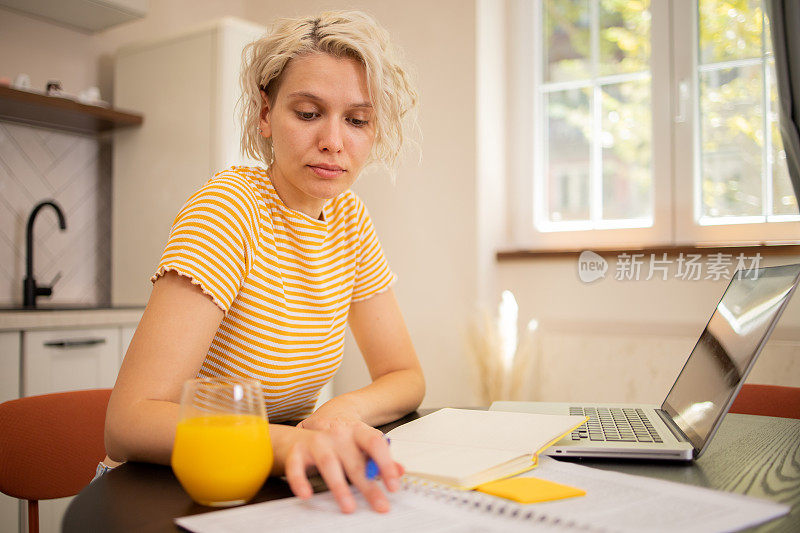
[171,414,272,506]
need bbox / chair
[0,388,112,533]
[729,384,800,419]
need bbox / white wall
[496,255,800,403]
[2,0,796,411]
[0,0,483,408]
[0,8,97,94]
[241,0,480,408]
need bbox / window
[694,0,796,223]
[539,0,652,230]
[509,0,800,249]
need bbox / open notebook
[383,408,587,489]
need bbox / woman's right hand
[282,425,404,514]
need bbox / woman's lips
[309,165,345,179]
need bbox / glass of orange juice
[171,377,272,507]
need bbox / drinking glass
[171,377,272,507]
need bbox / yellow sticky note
[476,477,586,504]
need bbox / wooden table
[63,412,800,532]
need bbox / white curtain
[766,1,800,207]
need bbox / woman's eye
[348,117,369,127]
[296,111,317,120]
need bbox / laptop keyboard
[569,406,663,443]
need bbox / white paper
[385,408,585,452]
[387,439,525,483]
[517,456,789,533]
[175,456,788,533]
[175,489,569,533]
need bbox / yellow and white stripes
[153,166,395,422]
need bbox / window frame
[508,0,800,251]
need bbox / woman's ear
[259,89,272,138]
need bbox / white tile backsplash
[0,122,110,307]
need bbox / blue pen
[365,438,391,480]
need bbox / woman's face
[259,53,375,219]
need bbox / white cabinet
[22,327,121,397]
[112,17,266,306]
[0,309,143,533]
[0,331,20,401]
[15,326,126,533]
[7,327,118,533]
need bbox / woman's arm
[104,270,225,464]
[299,288,425,430]
[104,270,401,513]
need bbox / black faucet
[23,200,67,308]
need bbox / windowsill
[496,242,800,260]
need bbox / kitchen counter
[0,306,145,331]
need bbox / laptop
[490,263,800,461]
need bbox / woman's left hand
[297,400,374,434]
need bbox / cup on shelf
[46,81,63,96]
[12,73,31,91]
[171,377,272,507]
[77,86,102,104]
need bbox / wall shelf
[0,85,143,136]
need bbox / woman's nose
[318,118,344,153]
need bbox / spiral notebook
[174,456,789,533]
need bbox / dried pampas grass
[466,291,539,405]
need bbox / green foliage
[699,0,763,64]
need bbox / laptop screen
[661,263,800,454]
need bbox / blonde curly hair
[238,11,418,175]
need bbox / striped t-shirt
[152,165,396,422]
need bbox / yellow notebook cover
[476,477,586,504]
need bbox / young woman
[102,11,424,514]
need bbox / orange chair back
[729,384,800,419]
[0,389,111,532]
